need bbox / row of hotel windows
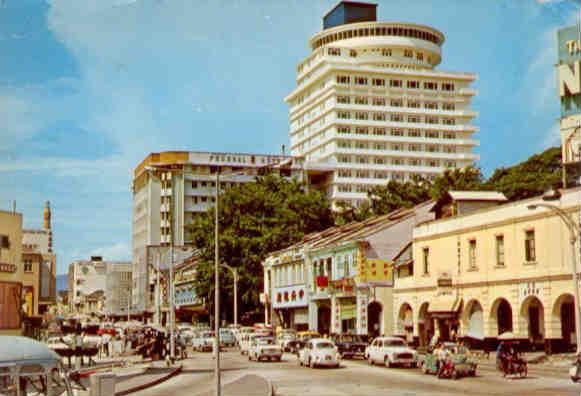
[293,96,461,131]
[338,152,458,164]
[190,181,238,189]
[336,125,458,139]
[337,140,458,153]
[311,26,440,50]
[336,75,455,91]
[337,159,456,175]
[327,47,432,63]
[421,231,536,275]
[336,111,457,125]
[337,95,457,110]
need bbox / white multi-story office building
[67,256,132,317]
[131,151,291,315]
[285,1,480,208]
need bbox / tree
[187,175,333,324]
[486,147,562,201]
[368,176,431,216]
[428,166,486,201]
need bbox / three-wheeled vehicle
[0,336,83,395]
[420,342,477,379]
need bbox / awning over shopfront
[428,295,462,314]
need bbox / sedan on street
[298,338,340,368]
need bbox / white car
[298,338,340,368]
[192,330,215,352]
[248,337,282,362]
[239,333,262,355]
[365,336,417,368]
[236,326,254,347]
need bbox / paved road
[137,349,580,396]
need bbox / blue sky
[0,0,578,274]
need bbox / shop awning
[428,295,462,313]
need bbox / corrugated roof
[448,191,507,202]
[266,200,435,258]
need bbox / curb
[76,362,126,378]
[115,364,182,396]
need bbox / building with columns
[393,188,580,353]
[263,201,434,336]
[285,1,479,209]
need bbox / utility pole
[214,169,221,396]
[169,171,176,362]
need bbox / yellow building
[394,188,580,353]
[0,209,23,335]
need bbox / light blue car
[219,328,236,347]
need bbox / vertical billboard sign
[557,26,581,165]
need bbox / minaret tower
[44,201,53,252]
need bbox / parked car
[332,334,369,359]
[219,328,236,347]
[298,338,340,368]
[297,330,320,341]
[365,336,417,368]
[192,330,216,352]
[420,342,477,379]
[286,339,307,356]
[277,329,297,352]
[236,326,254,346]
[248,336,283,362]
[240,333,263,355]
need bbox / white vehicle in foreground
[365,336,417,368]
[248,337,282,362]
[298,338,340,368]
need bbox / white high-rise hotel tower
[285,1,479,208]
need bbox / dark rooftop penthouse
[323,1,377,30]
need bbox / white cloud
[88,242,131,262]
[0,94,43,150]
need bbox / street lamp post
[528,193,581,352]
[220,263,238,327]
[214,169,221,396]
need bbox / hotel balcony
[330,132,479,147]
[458,88,478,96]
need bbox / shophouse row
[262,187,580,353]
